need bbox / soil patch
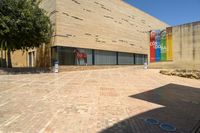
[160,69,200,79]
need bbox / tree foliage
[0,0,52,67]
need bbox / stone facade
[0,50,27,67]
[52,0,167,54]
[173,22,200,67]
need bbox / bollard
[54,61,59,73]
[144,62,148,69]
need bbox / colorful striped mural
[150,28,173,62]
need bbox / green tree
[0,0,52,68]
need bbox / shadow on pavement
[99,83,200,133]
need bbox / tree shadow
[99,83,200,133]
[0,58,7,67]
[0,67,50,75]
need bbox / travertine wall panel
[11,51,28,67]
[0,50,27,67]
[53,0,168,54]
[173,22,200,63]
[40,0,57,42]
[173,26,181,62]
[193,22,200,63]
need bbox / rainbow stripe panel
[150,28,173,62]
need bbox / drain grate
[159,123,176,132]
[144,118,160,125]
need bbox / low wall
[149,61,200,70]
[0,67,51,75]
[58,65,144,72]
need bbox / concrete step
[58,65,144,72]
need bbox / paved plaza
[0,67,200,133]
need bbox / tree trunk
[7,49,12,68]
[0,46,3,67]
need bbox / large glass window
[51,46,147,66]
[118,52,134,65]
[135,54,147,65]
[59,47,75,65]
[51,46,75,65]
[76,48,93,65]
[94,50,117,65]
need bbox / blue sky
[124,0,200,26]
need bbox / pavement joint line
[0,68,199,132]
[1,114,21,127]
[41,74,78,100]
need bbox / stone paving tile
[0,67,200,133]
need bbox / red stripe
[150,31,156,62]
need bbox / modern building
[41,0,168,66]
[0,0,168,67]
[0,0,199,68]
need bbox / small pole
[54,60,59,73]
[144,58,148,69]
[0,44,2,67]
